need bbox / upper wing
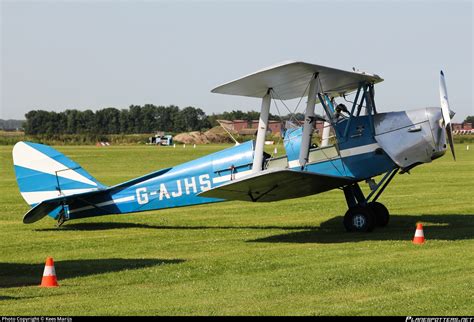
[198,168,354,202]
[211,61,383,100]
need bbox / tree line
[0,119,24,131]
[23,105,290,136]
[24,105,211,135]
[20,105,474,136]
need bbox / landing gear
[343,206,376,232]
[368,201,389,227]
[342,169,397,232]
[56,204,70,228]
[56,212,67,227]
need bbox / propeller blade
[446,123,456,161]
[439,70,451,125]
[439,70,455,160]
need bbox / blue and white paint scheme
[13,140,255,223]
[13,61,455,232]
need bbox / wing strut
[298,73,319,167]
[252,89,272,172]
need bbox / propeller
[439,70,456,160]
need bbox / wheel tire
[343,206,376,232]
[368,202,390,227]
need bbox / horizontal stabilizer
[22,188,108,224]
[198,169,353,202]
[23,200,62,224]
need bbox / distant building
[218,119,325,136]
[248,120,283,135]
[453,122,473,135]
[218,119,283,135]
[289,120,325,134]
[230,120,251,133]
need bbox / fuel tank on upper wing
[373,107,447,170]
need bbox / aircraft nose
[427,107,447,160]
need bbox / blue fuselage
[65,115,396,221]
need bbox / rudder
[12,141,106,206]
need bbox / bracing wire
[316,77,345,176]
[271,78,311,124]
[269,90,284,159]
[311,76,346,177]
[268,77,346,177]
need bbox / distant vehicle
[13,61,455,232]
[149,132,173,146]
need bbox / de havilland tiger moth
[12,61,456,232]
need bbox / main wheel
[368,202,390,227]
[343,206,376,232]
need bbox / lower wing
[198,168,354,202]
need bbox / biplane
[13,61,455,232]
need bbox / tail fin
[12,141,106,206]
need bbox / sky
[1,0,473,122]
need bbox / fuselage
[62,107,447,221]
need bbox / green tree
[64,109,79,134]
[128,105,143,133]
[464,116,474,124]
[119,109,130,133]
[141,104,157,133]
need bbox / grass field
[0,143,473,315]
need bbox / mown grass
[0,143,473,315]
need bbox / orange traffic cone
[40,257,59,287]
[413,223,425,244]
